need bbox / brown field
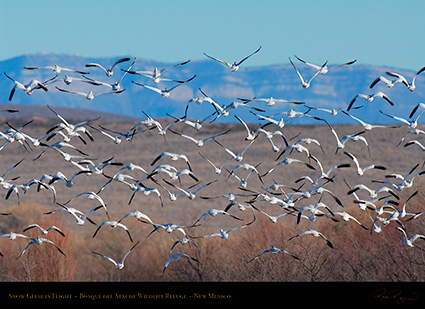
[0,114,424,282]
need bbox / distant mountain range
[0,53,424,124]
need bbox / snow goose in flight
[289,57,324,89]
[294,55,356,75]
[117,210,155,225]
[17,236,65,259]
[131,75,195,98]
[261,157,315,178]
[397,128,425,147]
[161,253,199,276]
[93,241,140,270]
[385,67,425,92]
[203,46,262,72]
[255,127,288,152]
[22,224,65,237]
[192,208,242,227]
[213,136,256,163]
[296,200,335,224]
[55,87,125,100]
[85,57,131,77]
[124,59,190,83]
[373,163,425,191]
[332,211,368,230]
[46,105,96,143]
[341,110,391,131]
[226,163,264,188]
[162,179,217,200]
[169,237,200,254]
[235,115,257,141]
[246,246,299,263]
[248,96,304,107]
[92,220,133,242]
[380,108,425,129]
[343,151,386,176]
[198,151,232,175]
[288,228,334,249]
[24,64,88,75]
[396,227,425,247]
[347,91,393,111]
[150,151,193,171]
[193,211,256,240]
[128,183,163,207]
[33,141,88,160]
[369,74,403,89]
[44,202,99,226]
[168,128,231,148]
[347,183,399,200]
[250,205,295,223]
[63,191,109,219]
[82,58,136,91]
[4,72,51,101]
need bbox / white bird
[128,184,163,207]
[24,64,88,75]
[44,202,99,226]
[162,253,199,276]
[192,208,242,226]
[234,115,257,141]
[247,246,299,263]
[55,87,125,100]
[251,205,294,223]
[4,72,51,101]
[255,127,288,152]
[296,200,335,224]
[369,75,404,89]
[373,163,425,191]
[288,228,334,249]
[341,110,390,131]
[194,212,256,240]
[250,97,304,107]
[343,151,386,176]
[333,211,368,230]
[294,55,356,75]
[85,57,131,77]
[347,183,399,200]
[82,58,136,91]
[385,67,425,91]
[289,57,324,89]
[118,210,155,225]
[203,46,261,72]
[250,111,296,129]
[17,236,66,259]
[169,238,200,254]
[162,179,217,200]
[168,128,231,148]
[93,241,140,270]
[396,227,425,247]
[124,59,190,83]
[22,224,65,237]
[150,151,193,171]
[380,109,425,129]
[262,157,315,178]
[213,137,256,162]
[198,151,232,175]
[226,163,264,188]
[92,220,133,242]
[0,232,31,240]
[347,92,393,111]
[63,191,109,219]
[131,75,195,98]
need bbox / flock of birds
[1,46,425,278]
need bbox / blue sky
[1,0,424,71]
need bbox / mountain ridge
[1,53,424,125]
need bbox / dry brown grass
[0,116,425,282]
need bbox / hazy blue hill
[0,53,424,124]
